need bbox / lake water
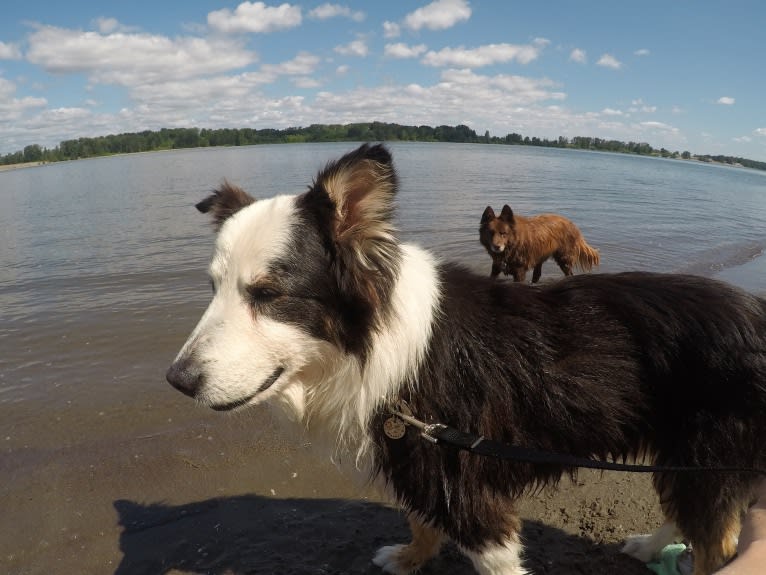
[3,143,766,416]
[2,142,766,447]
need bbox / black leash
[390,408,766,476]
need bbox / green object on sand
[646,544,688,575]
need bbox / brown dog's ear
[195,180,255,231]
[481,206,495,224]
[500,204,514,222]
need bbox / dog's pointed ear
[308,143,400,307]
[481,206,495,224]
[500,204,514,222]
[195,180,255,231]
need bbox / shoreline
[0,161,45,172]
[0,144,762,174]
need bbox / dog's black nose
[166,358,204,398]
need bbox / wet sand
[1,394,663,575]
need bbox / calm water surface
[2,143,766,447]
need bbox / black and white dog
[167,143,766,575]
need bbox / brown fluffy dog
[480,204,600,282]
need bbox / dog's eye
[247,286,280,302]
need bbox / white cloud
[129,74,270,108]
[629,99,656,113]
[0,41,22,60]
[93,17,138,34]
[306,68,566,133]
[308,4,364,22]
[423,43,542,68]
[207,2,302,34]
[569,48,586,64]
[334,39,368,57]
[0,77,47,120]
[601,108,623,116]
[262,51,320,75]
[436,68,565,104]
[717,96,735,105]
[292,76,321,88]
[95,17,119,33]
[734,136,752,143]
[404,0,471,31]
[129,52,318,108]
[597,54,622,70]
[634,48,650,56]
[382,21,401,38]
[384,43,427,59]
[640,121,679,133]
[755,128,766,136]
[25,25,255,86]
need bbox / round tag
[383,416,406,439]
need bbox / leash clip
[421,423,447,444]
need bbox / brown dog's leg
[511,267,527,283]
[372,513,444,574]
[531,262,543,283]
[554,253,574,276]
[490,259,502,278]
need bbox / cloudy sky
[1,0,765,161]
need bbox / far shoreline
[0,160,46,172]
[0,144,761,174]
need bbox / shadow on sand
[113,495,648,574]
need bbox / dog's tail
[575,239,600,271]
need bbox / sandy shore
[0,161,45,172]
[0,398,664,575]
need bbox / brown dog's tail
[575,239,600,272]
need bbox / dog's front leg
[510,267,527,283]
[372,513,444,574]
[460,512,529,575]
[490,261,502,278]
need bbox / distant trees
[2,122,765,172]
[23,144,43,162]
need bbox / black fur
[195,180,255,230]
[372,267,766,557]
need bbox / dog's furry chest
[491,247,531,272]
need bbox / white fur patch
[372,545,414,575]
[462,537,529,575]
[622,521,680,562]
[173,195,311,410]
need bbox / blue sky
[1,1,765,161]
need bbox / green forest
[3,121,765,171]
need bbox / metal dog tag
[383,398,413,439]
[383,416,406,439]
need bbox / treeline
[3,122,765,172]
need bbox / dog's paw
[621,534,661,563]
[372,544,420,575]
